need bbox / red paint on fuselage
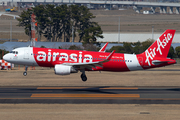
[33,47,130,72]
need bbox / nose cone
[3,54,11,62]
[3,54,8,61]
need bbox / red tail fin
[141,29,176,66]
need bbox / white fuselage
[3,47,38,66]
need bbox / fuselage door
[24,49,29,59]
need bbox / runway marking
[31,94,140,98]
[37,87,87,89]
[37,87,138,90]
[100,87,138,90]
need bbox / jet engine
[54,64,78,75]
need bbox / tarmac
[0,86,180,104]
[0,65,180,119]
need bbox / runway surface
[0,86,180,104]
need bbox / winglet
[99,50,115,64]
[106,50,115,60]
[99,50,115,63]
[99,42,109,52]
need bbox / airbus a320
[3,29,176,81]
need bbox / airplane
[3,29,176,82]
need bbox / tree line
[17,4,103,44]
[0,49,9,59]
[109,39,155,54]
[108,39,177,59]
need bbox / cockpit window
[10,51,18,54]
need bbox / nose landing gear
[23,66,28,76]
[23,72,27,76]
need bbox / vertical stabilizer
[141,29,176,66]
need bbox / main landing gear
[80,70,87,82]
[23,66,28,76]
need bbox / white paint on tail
[124,54,143,71]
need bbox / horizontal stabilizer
[152,59,176,65]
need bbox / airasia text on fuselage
[35,49,93,63]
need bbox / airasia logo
[36,49,92,63]
[145,33,172,66]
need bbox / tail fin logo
[157,33,172,55]
[145,33,173,66]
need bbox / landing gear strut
[80,70,87,82]
[23,66,28,76]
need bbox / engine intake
[54,64,78,75]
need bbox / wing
[99,42,108,52]
[62,50,115,70]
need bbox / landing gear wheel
[23,72,27,76]
[81,74,87,82]
[23,66,28,76]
